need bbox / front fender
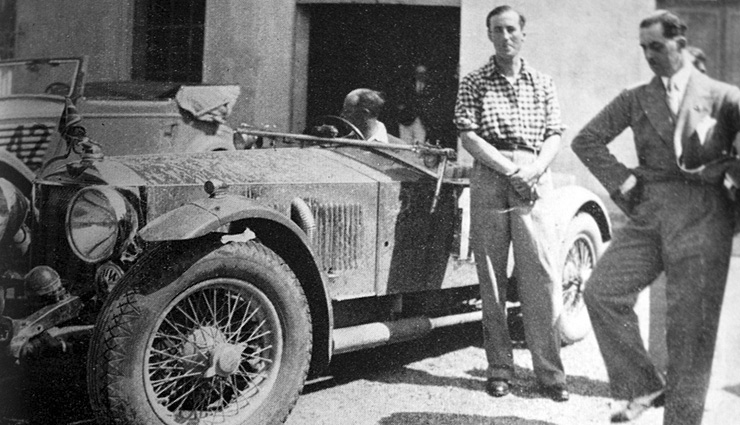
[139,193,307,244]
[138,193,334,375]
[540,185,612,243]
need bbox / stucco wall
[14,0,133,82]
[204,0,298,132]
[10,0,661,200]
[460,0,656,198]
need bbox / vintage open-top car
[0,56,243,191]
[0,105,611,424]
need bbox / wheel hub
[179,326,247,377]
[210,343,246,377]
[179,326,223,372]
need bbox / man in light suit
[572,10,740,425]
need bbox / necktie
[668,79,701,169]
[666,79,679,116]
[668,78,687,165]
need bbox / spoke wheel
[557,213,605,345]
[146,279,282,422]
[88,240,312,425]
[562,235,595,313]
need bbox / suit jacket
[572,67,740,196]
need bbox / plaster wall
[460,0,656,199]
[10,0,660,200]
[14,0,134,82]
[204,0,298,132]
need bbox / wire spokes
[146,281,279,422]
[562,237,595,309]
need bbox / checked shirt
[454,56,565,150]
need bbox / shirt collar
[367,121,388,143]
[484,56,534,83]
[662,63,691,94]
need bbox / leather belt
[492,141,539,154]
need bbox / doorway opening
[306,4,460,145]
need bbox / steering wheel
[309,115,365,140]
[45,82,71,96]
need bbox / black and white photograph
[1,1,739,424]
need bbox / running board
[332,310,482,355]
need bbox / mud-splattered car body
[0,113,611,424]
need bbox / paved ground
[288,325,617,425]
[284,239,740,425]
[2,250,739,425]
[284,254,739,425]
[703,246,740,425]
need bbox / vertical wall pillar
[203,0,298,131]
[292,6,310,133]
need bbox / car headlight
[66,186,138,263]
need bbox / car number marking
[1,123,53,170]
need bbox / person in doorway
[435,65,462,150]
[571,10,740,424]
[454,5,568,402]
[396,63,459,149]
[397,64,431,144]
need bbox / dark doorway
[0,0,15,59]
[306,5,460,143]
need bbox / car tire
[557,213,605,345]
[87,240,312,425]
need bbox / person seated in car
[305,88,405,144]
[340,88,405,144]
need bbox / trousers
[584,181,733,425]
[470,152,565,386]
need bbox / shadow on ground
[724,383,740,398]
[465,367,610,399]
[305,322,609,401]
[0,340,92,425]
[377,412,557,425]
[304,322,484,394]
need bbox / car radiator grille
[308,200,363,272]
[33,183,96,291]
[0,122,56,171]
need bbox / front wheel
[87,240,312,425]
[557,213,605,345]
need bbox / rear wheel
[88,241,312,425]
[557,213,604,345]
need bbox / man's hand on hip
[611,174,644,217]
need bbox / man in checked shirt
[454,5,568,401]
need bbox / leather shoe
[540,384,569,402]
[610,390,665,423]
[485,379,510,397]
